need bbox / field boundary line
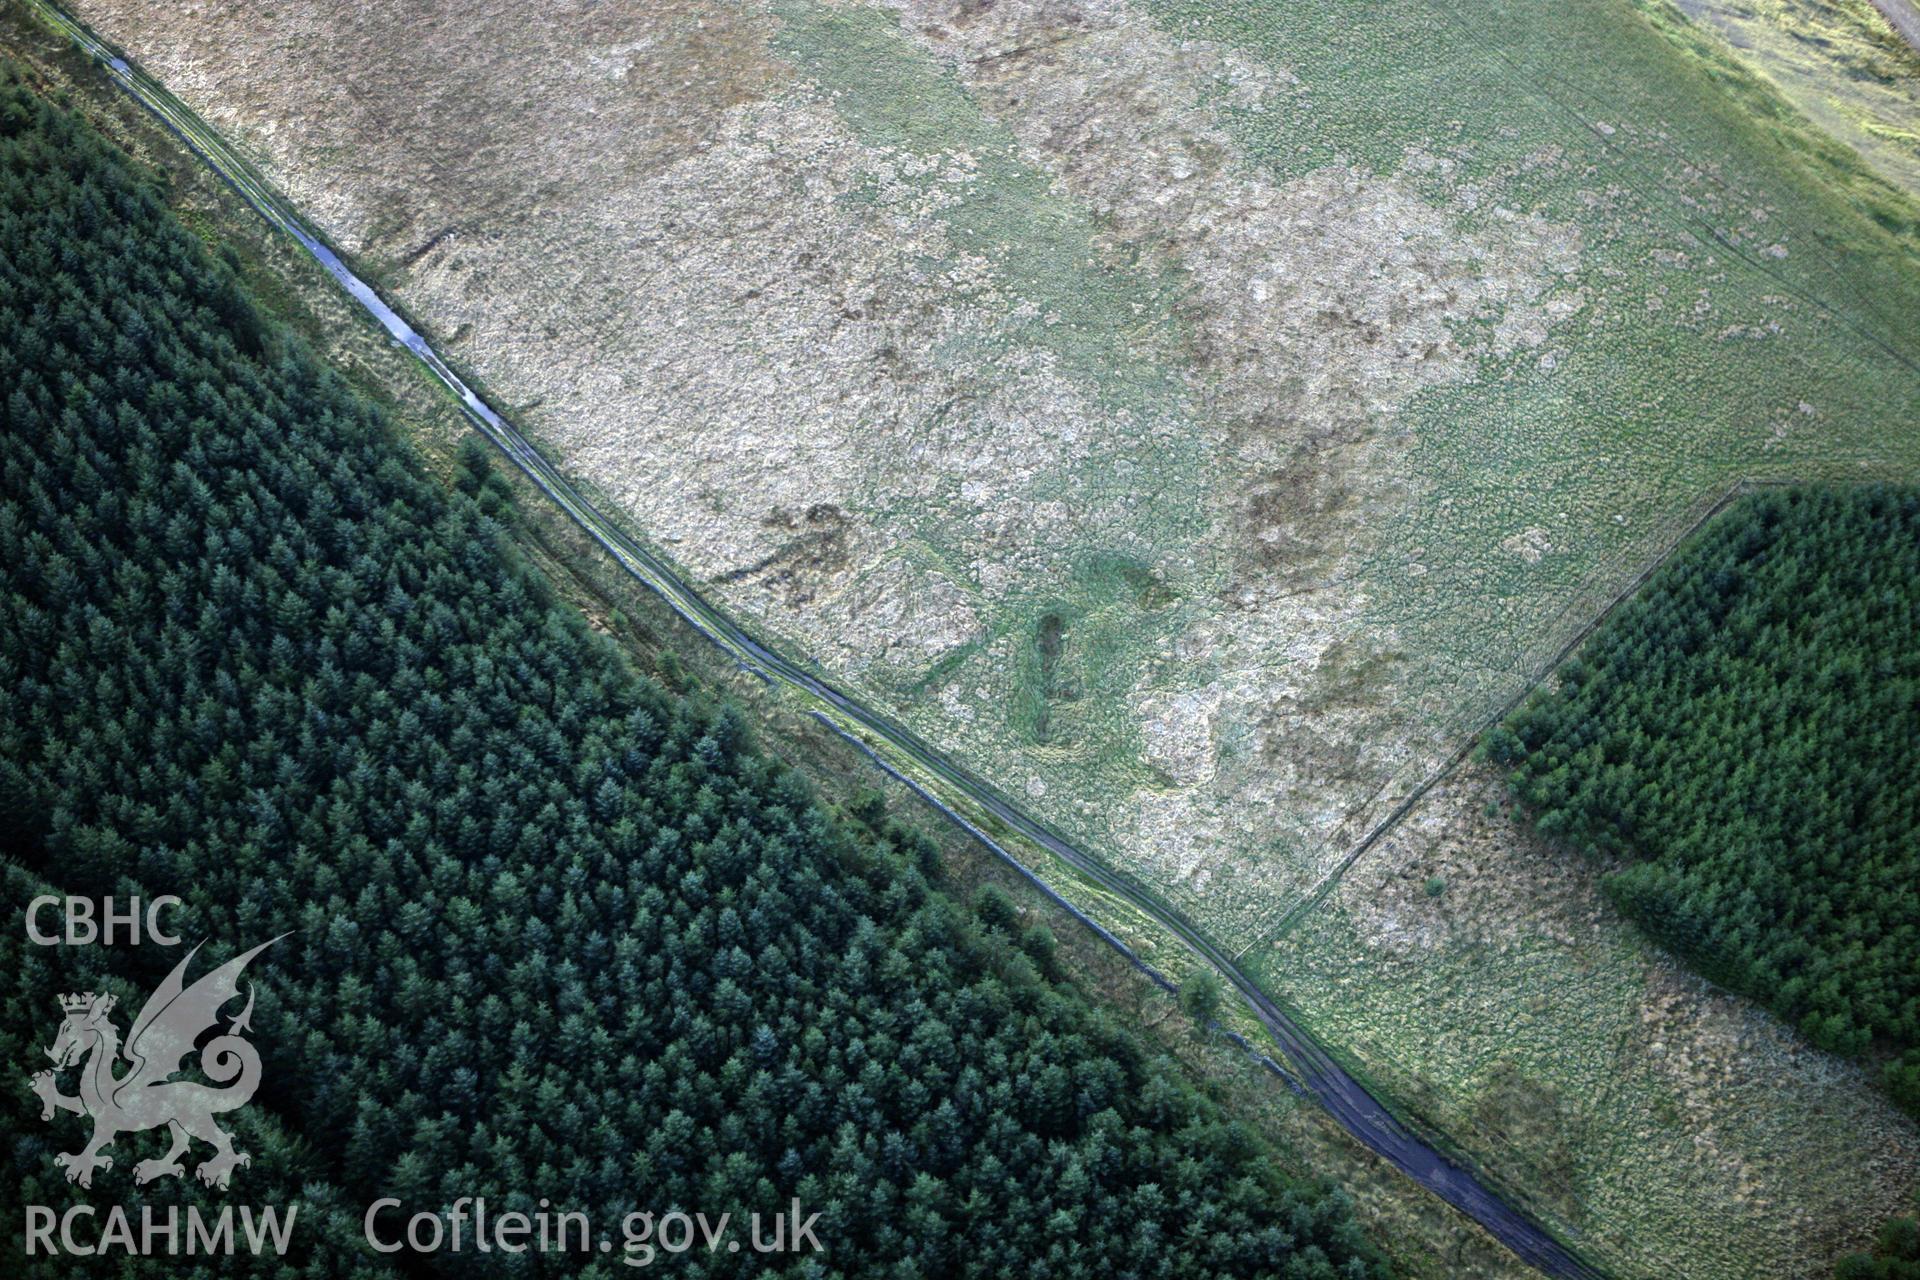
[1242,476,1798,957]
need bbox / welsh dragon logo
[28,937,281,1190]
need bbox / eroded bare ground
[63,0,1616,935]
[55,0,1920,1271]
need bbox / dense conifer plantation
[0,70,1385,1278]
[1837,1198,1920,1280]
[1488,486,1920,1116]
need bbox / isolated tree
[1180,969,1225,1029]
